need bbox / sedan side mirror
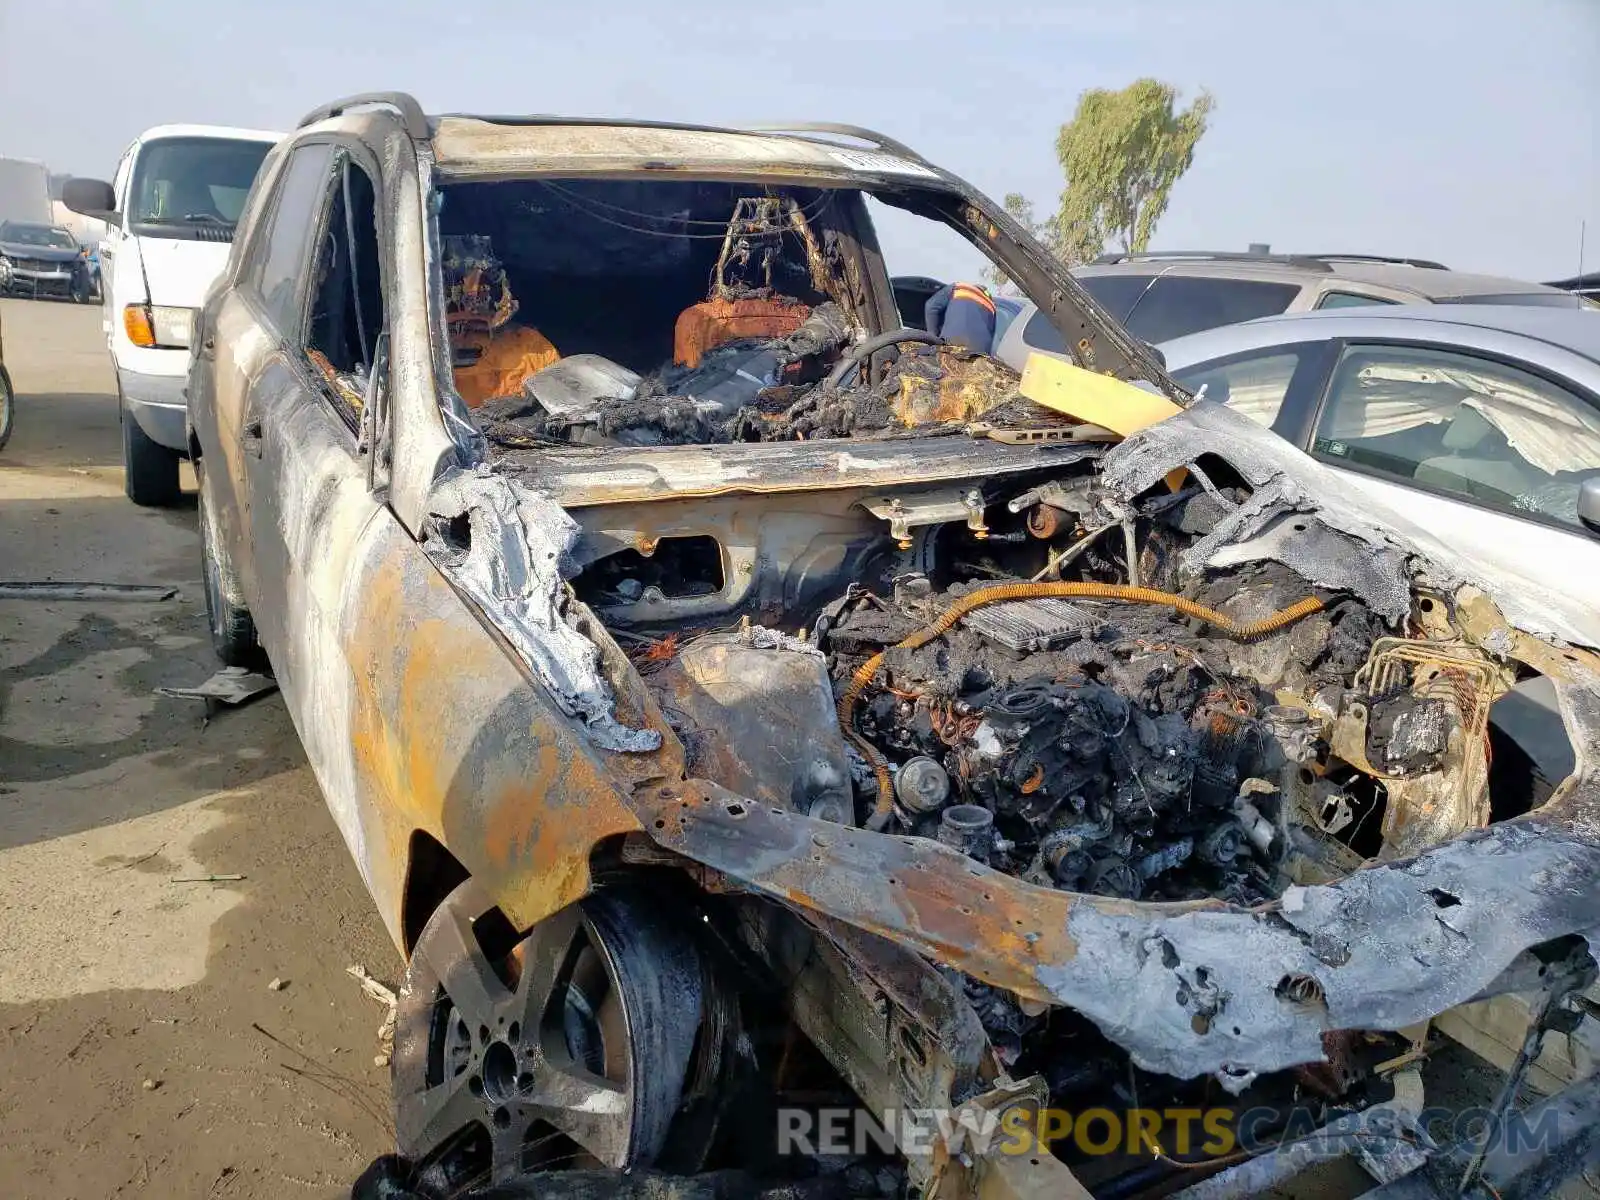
[62,177,120,226]
[1578,477,1600,535]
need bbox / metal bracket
[863,489,986,550]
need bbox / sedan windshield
[130,137,273,230]
[0,222,77,249]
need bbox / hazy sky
[2,0,1595,283]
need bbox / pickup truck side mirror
[1578,477,1600,535]
[62,177,121,226]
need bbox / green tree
[1052,79,1214,264]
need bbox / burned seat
[671,197,820,368]
[443,235,560,408]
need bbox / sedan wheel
[393,881,704,1189]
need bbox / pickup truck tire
[196,458,262,668]
[0,365,14,451]
[121,395,182,506]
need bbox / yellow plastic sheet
[1019,354,1186,489]
[1019,354,1181,434]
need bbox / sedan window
[1317,291,1399,309]
[1173,350,1303,429]
[1122,276,1301,343]
[1020,307,1068,356]
[0,223,76,249]
[1313,344,1600,529]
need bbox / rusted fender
[339,534,684,947]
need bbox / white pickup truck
[64,125,279,505]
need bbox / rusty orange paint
[634,779,1244,1009]
[634,780,1098,1005]
[339,542,675,947]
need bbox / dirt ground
[0,297,398,1199]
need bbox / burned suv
[188,93,1600,1199]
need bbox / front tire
[121,394,182,506]
[394,882,705,1189]
[197,458,261,668]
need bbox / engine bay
[410,359,1600,1199]
[825,567,1353,909]
[604,448,1540,1159]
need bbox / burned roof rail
[744,122,932,165]
[1091,250,1335,271]
[299,91,430,140]
[427,114,934,167]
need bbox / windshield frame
[128,135,274,241]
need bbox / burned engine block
[824,569,1390,910]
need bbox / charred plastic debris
[474,301,1037,449]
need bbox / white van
[65,125,279,504]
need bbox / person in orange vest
[923,281,1023,356]
[442,235,560,408]
[924,281,997,354]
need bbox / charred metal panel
[647,630,853,822]
[381,125,463,536]
[495,435,1100,508]
[571,491,883,629]
[636,778,1600,1085]
[426,469,660,752]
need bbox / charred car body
[187,94,1600,1199]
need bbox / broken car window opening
[430,175,1061,447]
